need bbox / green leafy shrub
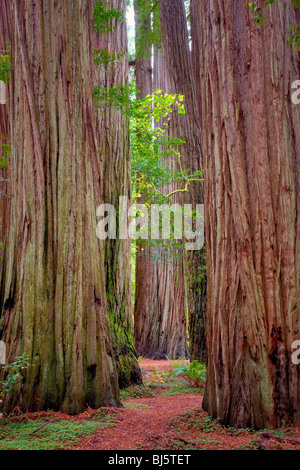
[171,360,206,389]
[0,354,30,401]
[0,140,10,170]
[0,53,10,83]
[166,356,185,370]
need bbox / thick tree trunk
[194,0,300,429]
[0,0,11,265]
[96,0,141,389]
[0,0,120,414]
[133,2,189,360]
[159,0,206,362]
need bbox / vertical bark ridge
[0,0,120,414]
[194,0,300,429]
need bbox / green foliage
[130,89,203,206]
[134,0,161,60]
[289,24,300,50]
[95,69,203,262]
[147,364,173,383]
[131,89,186,203]
[0,53,10,84]
[184,251,207,290]
[264,0,278,5]
[0,139,10,170]
[95,82,134,113]
[137,356,144,365]
[94,48,125,72]
[165,356,185,370]
[131,241,136,310]
[0,409,116,450]
[248,1,267,25]
[171,360,206,389]
[161,385,204,396]
[94,1,124,34]
[95,81,203,207]
[0,354,30,400]
[124,402,149,411]
[120,384,155,400]
[170,408,225,435]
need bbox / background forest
[0,0,299,452]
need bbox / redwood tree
[159,0,206,362]
[0,0,120,414]
[133,1,189,360]
[193,0,300,428]
[0,0,11,267]
[95,0,141,388]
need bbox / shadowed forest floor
[1,360,300,450]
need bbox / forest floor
[1,359,300,450]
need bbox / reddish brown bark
[0,0,120,414]
[158,0,206,362]
[194,0,300,428]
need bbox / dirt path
[72,359,202,450]
[70,360,300,451]
[73,394,202,450]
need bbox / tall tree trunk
[134,1,189,360]
[134,0,152,97]
[0,0,120,414]
[0,0,11,266]
[194,0,300,429]
[159,0,206,362]
[95,0,142,389]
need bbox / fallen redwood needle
[31,418,60,435]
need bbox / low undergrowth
[161,385,204,396]
[120,384,156,400]
[0,409,116,450]
[168,407,298,451]
[120,374,203,401]
[123,402,149,411]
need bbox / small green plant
[0,354,30,401]
[0,140,10,169]
[94,48,125,72]
[95,83,133,113]
[147,364,172,384]
[171,360,206,389]
[165,356,185,371]
[137,356,144,366]
[0,53,10,83]
[248,2,267,25]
